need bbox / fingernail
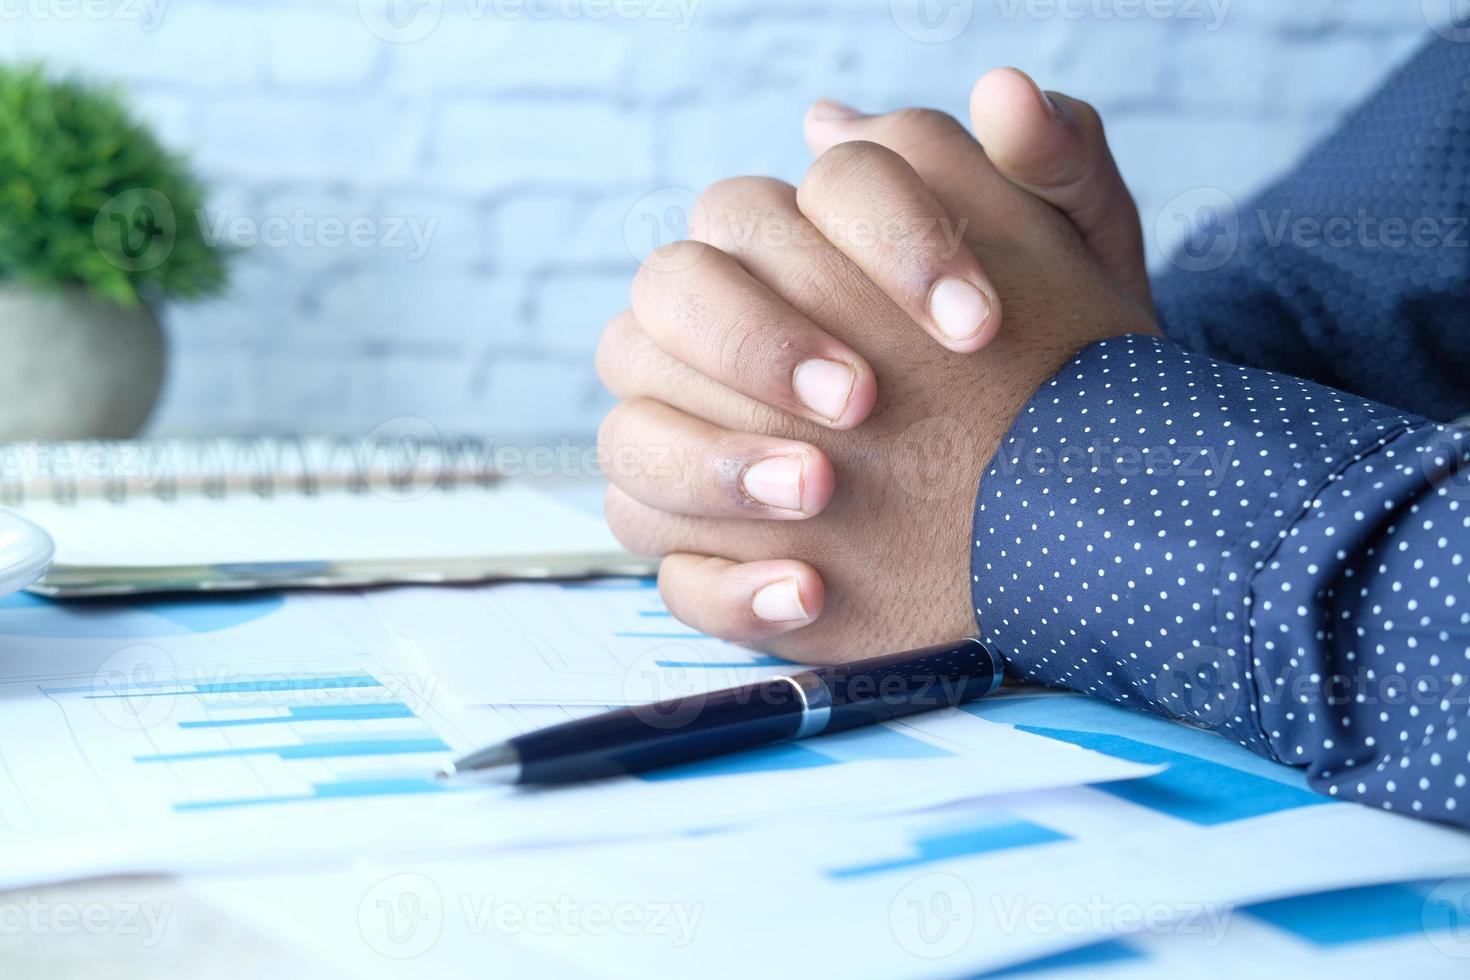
[811,98,863,121]
[752,578,810,623]
[929,278,992,342]
[741,456,805,512]
[793,358,856,422]
[1010,67,1061,119]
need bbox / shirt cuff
[971,333,1416,754]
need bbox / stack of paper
[3,581,1469,977]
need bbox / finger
[631,240,877,428]
[659,554,824,643]
[802,102,1034,243]
[596,310,822,443]
[599,398,834,520]
[970,68,1151,307]
[688,177,905,358]
[798,140,1001,352]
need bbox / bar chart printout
[0,665,456,834]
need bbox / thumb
[970,68,1152,308]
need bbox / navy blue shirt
[972,38,1470,827]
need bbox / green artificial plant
[0,63,228,308]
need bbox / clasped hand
[597,69,1159,662]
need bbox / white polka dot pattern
[973,334,1470,827]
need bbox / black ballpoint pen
[433,637,1005,786]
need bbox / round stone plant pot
[0,284,165,440]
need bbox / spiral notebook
[0,437,653,597]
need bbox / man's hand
[596,74,1159,663]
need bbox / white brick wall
[0,0,1438,442]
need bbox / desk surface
[4,878,331,979]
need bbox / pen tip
[433,762,456,782]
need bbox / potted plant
[0,64,229,440]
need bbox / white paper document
[191,694,1470,980]
[0,588,1154,889]
[191,786,1470,980]
[366,579,803,705]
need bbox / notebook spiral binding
[0,436,503,508]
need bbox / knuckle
[656,560,730,636]
[603,488,659,556]
[886,106,963,138]
[694,176,800,250]
[1068,97,1104,135]
[711,307,771,388]
[595,398,634,455]
[594,311,638,393]
[801,140,889,206]
[877,107,972,165]
[732,398,808,443]
[697,175,794,216]
[709,307,813,406]
[630,240,712,310]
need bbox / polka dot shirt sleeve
[973,334,1470,826]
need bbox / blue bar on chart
[174,773,451,812]
[79,674,384,700]
[136,735,448,764]
[827,816,1069,880]
[639,723,951,781]
[178,703,416,728]
[651,654,789,668]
